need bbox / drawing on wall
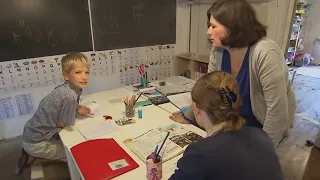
[0,44,174,93]
[0,97,15,121]
[15,93,34,116]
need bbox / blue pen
[154,145,158,153]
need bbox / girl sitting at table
[169,71,283,180]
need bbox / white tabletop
[59,87,205,180]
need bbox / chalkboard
[90,0,176,51]
[0,0,92,62]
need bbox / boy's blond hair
[191,71,245,131]
[61,52,89,73]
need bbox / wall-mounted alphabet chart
[0,44,174,93]
[0,44,174,121]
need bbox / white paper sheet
[167,93,192,109]
[166,76,194,85]
[78,121,119,140]
[156,84,189,96]
[163,155,182,179]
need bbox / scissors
[138,65,144,74]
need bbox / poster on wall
[0,97,16,121]
[15,93,34,116]
[0,93,35,121]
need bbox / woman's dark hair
[207,0,267,48]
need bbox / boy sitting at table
[16,52,92,174]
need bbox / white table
[60,87,205,180]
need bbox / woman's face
[206,15,228,48]
[193,102,204,128]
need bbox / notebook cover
[134,100,152,108]
[71,138,139,180]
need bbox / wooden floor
[277,73,320,180]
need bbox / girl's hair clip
[218,88,233,111]
[226,86,237,103]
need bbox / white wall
[0,4,191,140]
[175,5,191,55]
[303,1,320,64]
[189,0,296,55]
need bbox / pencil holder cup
[146,156,162,180]
[140,77,148,88]
[125,105,134,117]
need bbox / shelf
[296,10,306,14]
[175,53,210,80]
[176,53,209,64]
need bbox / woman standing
[170,0,296,147]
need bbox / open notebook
[123,123,203,163]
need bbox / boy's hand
[77,106,93,116]
[56,122,66,128]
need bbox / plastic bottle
[138,106,143,119]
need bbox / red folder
[70,138,139,180]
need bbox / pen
[154,145,158,153]
[150,152,156,163]
[133,92,143,105]
[157,131,170,156]
[159,142,167,159]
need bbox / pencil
[121,98,129,106]
[133,92,143,105]
[157,131,170,156]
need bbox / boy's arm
[57,97,78,127]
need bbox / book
[71,138,139,180]
[134,100,153,108]
[155,83,195,96]
[123,123,203,163]
[167,92,192,109]
[132,84,156,93]
[142,89,163,98]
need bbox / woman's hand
[76,106,93,116]
[169,111,190,124]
